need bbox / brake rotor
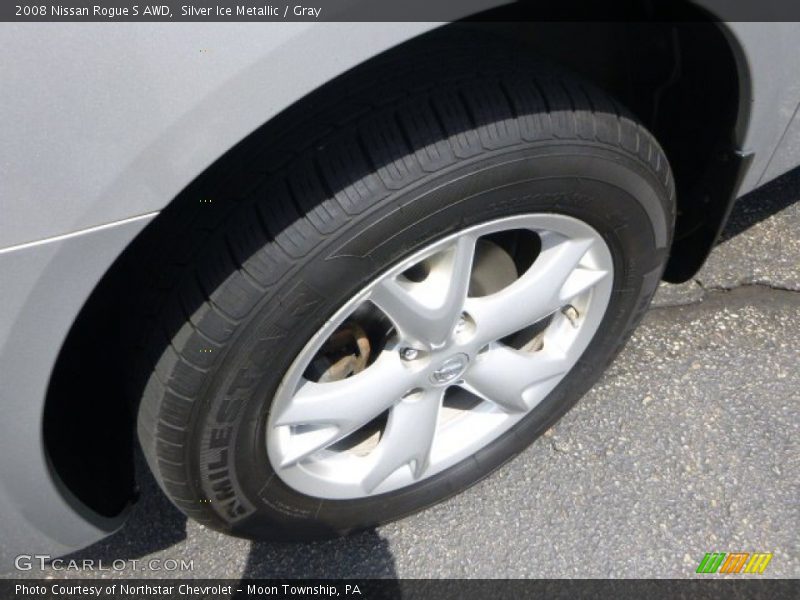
[468,239,519,296]
[307,322,371,383]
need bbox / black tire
[134,38,674,540]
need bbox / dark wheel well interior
[43,10,745,518]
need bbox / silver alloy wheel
[267,214,614,499]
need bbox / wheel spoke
[461,344,569,412]
[272,425,341,468]
[273,351,415,466]
[370,235,476,347]
[361,388,444,493]
[465,233,607,345]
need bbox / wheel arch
[43,9,752,520]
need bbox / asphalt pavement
[8,169,800,580]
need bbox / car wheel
[136,55,674,540]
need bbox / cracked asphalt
[9,169,799,580]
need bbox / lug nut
[562,305,580,328]
[400,347,420,361]
[456,315,468,333]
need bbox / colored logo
[696,552,773,574]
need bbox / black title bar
[5,0,800,22]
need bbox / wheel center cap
[430,353,469,385]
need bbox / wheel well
[43,12,746,517]
[465,14,745,281]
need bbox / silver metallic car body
[2,14,800,560]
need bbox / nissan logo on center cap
[430,354,469,385]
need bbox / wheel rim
[267,213,614,499]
